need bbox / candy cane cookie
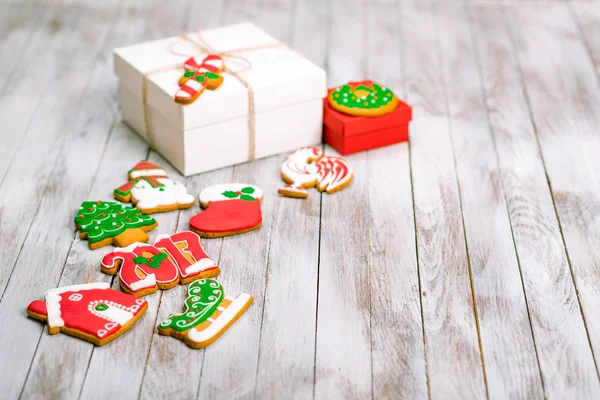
[175,54,225,104]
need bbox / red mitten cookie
[189,184,263,238]
[114,161,195,214]
[101,231,219,297]
[75,201,158,250]
[158,279,253,349]
[27,282,147,346]
[278,147,353,198]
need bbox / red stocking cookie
[189,184,263,238]
[158,279,253,349]
[27,282,148,346]
[278,147,353,198]
[101,231,219,297]
[114,161,195,214]
[175,54,225,104]
[75,200,158,250]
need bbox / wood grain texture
[514,0,600,388]
[0,2,123,397]
[402,0,487,398]
[314,1,372,398]
[468,2,600,398]
[365,1,428,399]
[436,2,544,398]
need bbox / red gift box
[323,84,412,155]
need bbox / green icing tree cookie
[74,201,158,250]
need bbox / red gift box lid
[323,81,412,137]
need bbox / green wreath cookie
[328,80,399,117]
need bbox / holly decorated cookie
[114,161,195,214]
[158,279,253,349]
[175,54,225,104]
[75,201,158,250]
[189,183,263,238]
[101,231,219,297]
[328,80,399,117]
[278,147,353,198]
[27,282,147,346]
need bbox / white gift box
[114,22,327,176]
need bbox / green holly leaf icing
[184,71,195,77]
[195,75,205,83]
[240,194,255,201]
[204,72,220,79]
[241,186,255,194]
[159,279,224,332]
[222,191,239,198]
[133,252,168,269]
[74,201,157,244]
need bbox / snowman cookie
[190,184,263,238]
[114,161,195,214]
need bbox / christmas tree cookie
[101,231,219,297]
[278,147,353,198]
[27,282,147,346]
[328,80,399,117]
[189,183,263,238]
[114,161,195,214]
[75,201,158,250]
[158,279,253,349]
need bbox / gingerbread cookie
[189,183,263,238]
[114,161,195,214]
[278,147,353,198]
[27,282,147,346]
[158,279,253,349]
[101,231,219,297]
[328,80,399,117]
[75,201,158,250]
[175,54,225,104]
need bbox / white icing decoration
[45,282,110,329]
[97,329,107,338]
[127,273,157,291]
[129,168,167,179]
[185,258,217,275]
[186,293,252,344]
[132,178,194,210]
[198,183,264,205]
[89,301,134,325]
[68,293,83,302]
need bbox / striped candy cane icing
[175,54,225,104]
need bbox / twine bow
[141,31,292,163]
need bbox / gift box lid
[323,84,412,137]
[114,22,327,131]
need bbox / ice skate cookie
[114,161,195,214]
[75,200,158,250]
[190,184,263,238]
[158,279,253,349]
[328,80,399,117]
[175,54,225,104]
[27,282,147,346]
[278,147,353,198]
[101,231,220,297]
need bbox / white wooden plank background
[2,0,600,399]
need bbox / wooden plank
[313,1,372,398]
[468,2,600,397]
[364,2,428,399]
[402,0,487,398]
[253,0,322,397]
[434,2,544,398]
[0,2,124,397]
[290,0,330,68]
[512,0,600,388]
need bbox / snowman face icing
[131,178,195,210]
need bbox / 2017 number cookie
[101,231,219,297]
[328,80,399,117]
